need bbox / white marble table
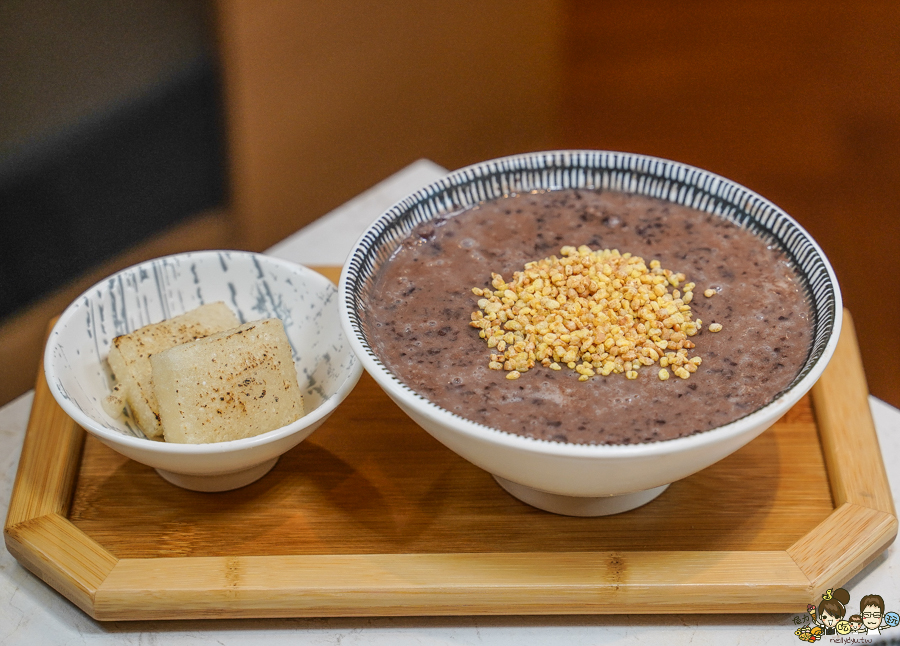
[2,159,899,645]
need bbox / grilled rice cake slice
[150,318,305,444]
[105,302,239,438]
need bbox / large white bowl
[45,251,362,492]
[339,151,842,516]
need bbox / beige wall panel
[215,0,564,251]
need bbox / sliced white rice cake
[150,318,305,444]
[104,302,239,438]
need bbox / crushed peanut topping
[469,246,709,382]
[704,288,717,298]
[708,323,723,333]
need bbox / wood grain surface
[66,377,832,559]
[4,300,896,619]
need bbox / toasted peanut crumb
[471,245,707,382]
[704,288,716,298]
[709,323,723,333]
[658,368,670,381]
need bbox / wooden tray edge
[788,310,899,593]
[93,551,811,620]
[788,503,898,593]
[810,309,895,514]
[5,513,117,618]
[5,352,85,527]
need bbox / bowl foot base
[493,475,669,516]
[155,457,279,492]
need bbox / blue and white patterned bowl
[45,251,362,491]
[339,151,842,516]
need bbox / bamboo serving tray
[5,271,896,619]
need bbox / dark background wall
[0,0,226,320]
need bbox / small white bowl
[45,251,362,492]
[340,151,842,516]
